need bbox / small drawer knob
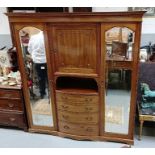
[8,103,14,108]
[9,117,16,122]
[64,125,70,129]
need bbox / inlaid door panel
[51,24,99,75]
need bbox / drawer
[57,102,99,113]
[0,89,21,99]
[58,111,99,124]
[0,111,25,127]
[107,61,132,69]
[56,92,98,105]
[0,99,23,111]
[58,121,99,136]
[140,115,155,122]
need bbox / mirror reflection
[105,27,134,61]
[105,27,133,134]
[105,69,131,134]
[19,27,53,127]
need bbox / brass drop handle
[8,103,14,108]
[85,98,89,102]
[9,117,15,122]
[61,96,68,100]
[86,117,93,121]
[85,107,93,111]
[86,127,93,132]
[89,98,93,102]
[62,115,69,120]
[85,98,93,103]
[64,125,70,129]
[61,105,69,109]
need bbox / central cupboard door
[50,24,99,75]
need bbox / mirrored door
[104,26,135,134]
[18,26,54,127]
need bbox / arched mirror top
[105,27,135,61]
[19,27,42,37]
[14,23,44,32]
[105,27,135,44]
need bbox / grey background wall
[0,7,155,48]
[0,35,12,48]
[141,34,155,46]
[0,7,12,48]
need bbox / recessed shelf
[56,77,98,91]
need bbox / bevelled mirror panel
[19,27,53,127]
[105,69,131,134]
[104,26,134,134]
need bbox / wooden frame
[13,23,57,131]
[128,7,155,17]
[6,12,145,145]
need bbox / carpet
[32,99,52,115]
[105,105,124,125]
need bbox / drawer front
[58,121,99,136]
[140,115,155,121]
[107,61,132,69]
[0,89,21,99]
[58,111,99,124]
[56,93,98,105]
[0,99,23,111]
[57,102,99,113]
[0,111,25,127]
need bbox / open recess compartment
[56,77,98,93]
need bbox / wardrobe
[6,11,145,144]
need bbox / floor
[0,126,154,148]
